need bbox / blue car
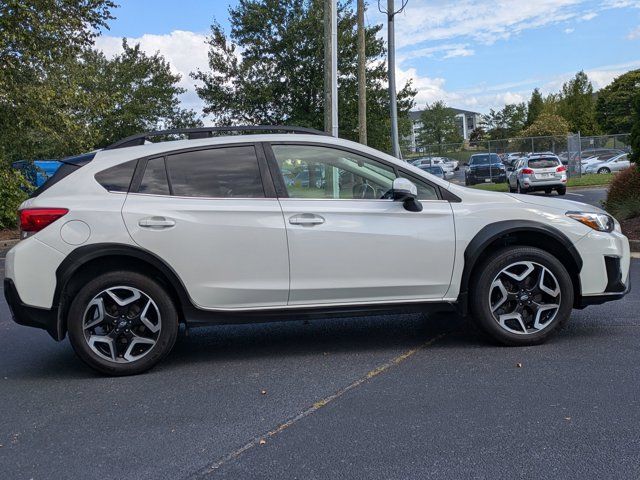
[12,160,62,187]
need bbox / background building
[408,107,482,152]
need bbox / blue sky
[97,0,640,116]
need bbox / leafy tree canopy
[521,113,570,137]
[417,101,462,147]
[558,70,598,135]
[192,0,416,153]
[596,69,640,134]
[481,103,527,140]
[526,88,544,127]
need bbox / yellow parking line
[198,333,446,476]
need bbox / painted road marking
[192,333,447,478]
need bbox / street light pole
[380,0,408,158]
[324,0,338,137]
[357,0,367,145]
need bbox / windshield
[469,154,499,165]
[421,166,443,174]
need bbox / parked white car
[412,157,456,173]
[4,127,630,375]
[584,153,632,174]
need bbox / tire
[544,188,552,195]
[597,167,610,174]
[516,181,527,194]
[67,271,179,376]
[469,246,574,346]
[556,186,566,196]
[508,184,516,193]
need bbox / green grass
[469,173,614,192]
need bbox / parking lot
[1,189,638,480]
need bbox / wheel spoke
[489,261,562,336]
[88,334,116,361]
[83,286,161,364]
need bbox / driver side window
[271,144,396,199]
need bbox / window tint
[398,174,439,200]
[272,145,396,199]
[166,146,265,198]
[528,158,559,168]
[95,160,137,192]
[139,157,170,195]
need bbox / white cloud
[580,12,598,20]
[628,25,640,39]
[564,27,575,33]
[443,47,475,59]
[399,43,475,61]
[95,30,210,115]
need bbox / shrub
[605,167,640,220]
[0,166,32,229]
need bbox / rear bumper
[3,278,62,340]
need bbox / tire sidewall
[470,246,574,346]
[67,271,178,376]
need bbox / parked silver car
[584,153,632,174]
[417,164,453,180]
[507,154,568,195]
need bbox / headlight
[566,211,615,232]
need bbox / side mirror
[506,167,514,172]
[463,162,469,167]
[391,178,423,212]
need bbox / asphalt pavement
[1,188,637,480]
[1,258,638,480]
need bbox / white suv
[4,127,631,375]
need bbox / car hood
[505,193,603,213]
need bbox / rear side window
[165,146,265,198]
[528,158,559,169]
[139,157,170,195]
[30,152,96,198]
[95,160,137,192]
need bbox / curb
[630,239,640,253]
[0,239,19,250]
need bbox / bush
[605,167,640,220]
[0,166,32,229]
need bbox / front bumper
[3,278,61,340]
[466,172,507,183]
[576,256,631,307]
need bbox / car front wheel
[597,167,610,174]
[67,271,179,376]
[470,246,574,346]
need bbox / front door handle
[289,213,325,226]
[138,216,176,229]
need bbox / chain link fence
[407,133,632,183]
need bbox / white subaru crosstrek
[4,127,631,375]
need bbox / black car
[465,153,507,185]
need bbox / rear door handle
[289,213,325,226]
[138,216,176,229]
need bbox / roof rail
[104,125,328,150]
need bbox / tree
[526,88,544,127]
[558,71,598,135]
[521,113,570,137]
[417,101,462,148]
[192,0,416,153]
[596,69,640,134]
[0,0,116,163]
[469,126,487,146]
[78,41,202,148]
[481,103,527,139]
[630,92,640,165]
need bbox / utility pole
[357,0,367,145]
[324,0,338,137]
[379,0,408,158]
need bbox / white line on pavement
[566,193,583,197]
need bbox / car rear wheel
[556,186,566,195]
[516,181,527,194]
[67,271,179,376]
[470,246,574,346]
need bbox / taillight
[557,166,567,172]
[19,208,69,237]
[521,168,534,174]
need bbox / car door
[267,143,456,306]
[122,143,289,310]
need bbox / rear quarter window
[95,160,137,192]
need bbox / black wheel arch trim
[53,243,194,340]
[457,220,583,314]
